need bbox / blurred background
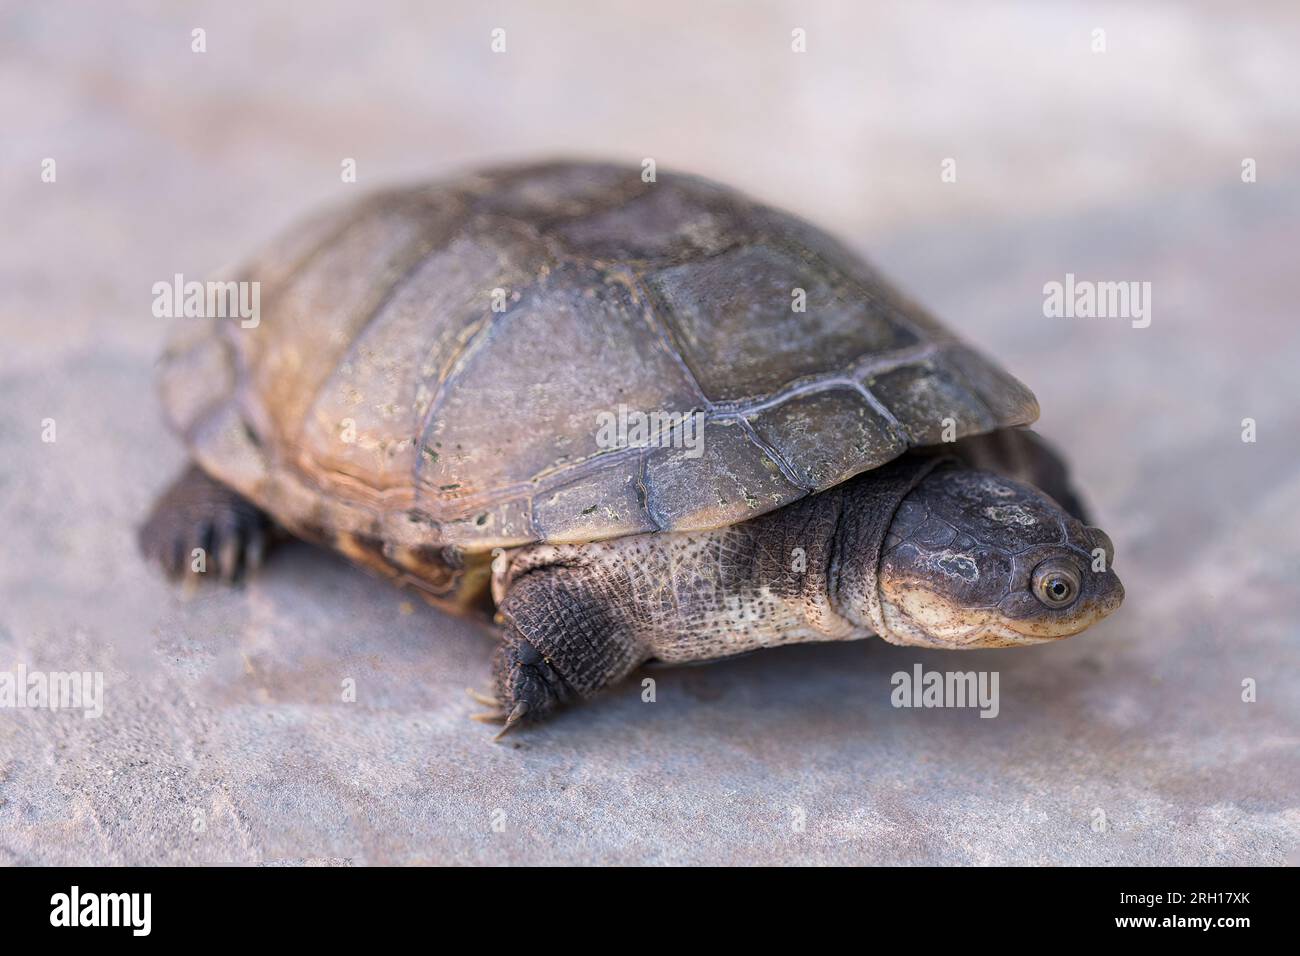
[1,1,1297,864]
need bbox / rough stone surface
[1,1,1297,865]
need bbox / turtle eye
[1032,559,1081,609]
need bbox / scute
[645,242,922,404]
[748,388,908,491]
[414,260,702,505]
[300,214,549,492]
[159,161,1039,555]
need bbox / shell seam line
[734,417,812,493]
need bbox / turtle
[140,160,1124,736]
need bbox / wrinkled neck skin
[827,457,944,638]
[834,463,1124,649]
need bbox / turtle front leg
[475,569,648,737]
[138,464,274,582]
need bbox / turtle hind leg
[477,568,648,736]
[138,464,274,582]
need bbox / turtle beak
[1083,570,1125,637]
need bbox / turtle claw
[466,687,511,729]
[140,465,273,584]
[467,686,529,736]
[244,527,267,573]
[217,533,241,583]
[493,702,529,741]
[467,697,529,741]
[465,687,499,707]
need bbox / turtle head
[875,468,1123,647]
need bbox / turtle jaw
[990,557,1125,644]
[877,584,1059,649]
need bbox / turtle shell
[159,161,1038,560]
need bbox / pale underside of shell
[159,161,1038,555]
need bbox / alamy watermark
[152,273,260,328]
[50,886,150,936]
[1043,273,1151,328]
[891,664,999,718]
[594,404,706,458]
[0,664,104,719]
